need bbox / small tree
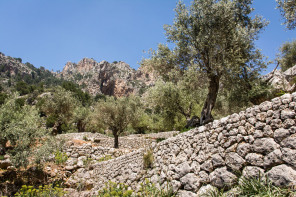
[0,94,52,168]
[94,97,137,148]
[278,40,296,71]
[41,87,78,134]
[276,0,296,30]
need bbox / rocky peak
[58,58,156,97]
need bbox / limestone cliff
[58,58,156,97]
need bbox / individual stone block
[264,149,283,167]
[209,167,237,188]
[200,160,213,172]
[252,138,280,154]
[282,148,296,167]
[281,109,296,120]
[274,128,290,142]
[180,173,200,191]
[283,119,295,129]
[237,142,251,157]
[225,152,246,171]
[242,166,265,179]
[281,136,296,149]
[270,119,282,130]
[259,101,272,112]
[245,153,264,166]
[267,165,296,187]
[211,154,225,168]
[199,171,210,184]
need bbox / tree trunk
[200,75,220,125]
[114,134,119,149]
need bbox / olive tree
[143,0,267,125]
[279,40,296,71]
[41,87,78,134]
[277,0,296,30]
[0,94,51,168]
[94,97,137,148]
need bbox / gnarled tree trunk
[113,133,119,148]
[200,75,220,125]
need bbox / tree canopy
[142,0,267,125]
[277,0,296,30]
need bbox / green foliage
[0,92,8,105]
[98,155,113,162]
[0,94,51,168]
[279,40,296,71]
[156,138,166,143]
[72,106,91,133]
[142,0,267,125]
[62,81,91,106]
[248,80,275,105]
[15,81,31,95]
[143,149,154,169]
[15,184,66,197]
[41,87,78,134]
[137,179,176,197]
[83,135,89,141]
[277,0,296,30]
[98,181,133,197]
[203,176,296,197]
[46,115,57,128]
[15,98,26,108]
[94,96,139,148]
[144,78,203,131]
[54,150,68,165]
[83,157,93,167]
[0,155,4,160]
[238,176,295,197]
[97,180,176,197]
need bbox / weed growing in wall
[54,150,68,165]
[143,149,154,169]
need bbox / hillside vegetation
[0,0,296,196]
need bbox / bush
[98,155,113,162]
[137,179,176,197]
[98,181,133,197]
[46,115,57,128]
[143,149,154,169]
[156,138,166,143]
[54,150,68,165]
[15,184,66,197]
[97,180,176,197]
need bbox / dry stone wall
[66,93,296,197]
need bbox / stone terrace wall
[67,93,296,196]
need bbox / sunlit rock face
[59,58,156,97]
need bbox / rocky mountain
[58,58,156,97]
[0,52,62,88]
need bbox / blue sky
[0,0,295,74]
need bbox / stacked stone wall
[67,93,296,196]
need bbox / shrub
[15,184,66,197]
[143,149,154,169]
[97,181,133,197]
[98,155,113,162]
[136,179,176,197]
[156,138,166,143]
[54,150,68,165]
[46,115,57,128]
[0,155,4,160]
[83,157,93,167]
